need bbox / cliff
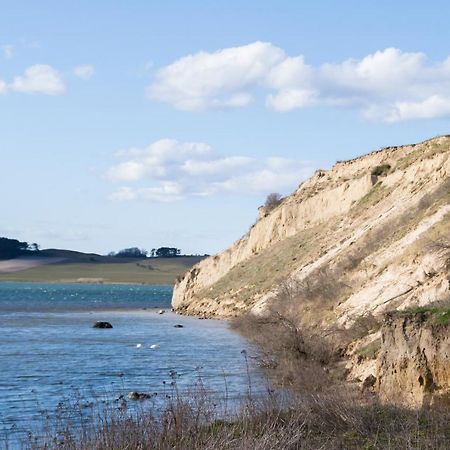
[173,136,450,318]
[172,135,450,405]
[377,311,450,408]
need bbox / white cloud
[11,64,65,95]
[147,43,450,121]
[107,139,213,182]
[107,161,148,182]
[1,44,13,59]
[266,88,317,112]
[382,96,450,123]
[147,41,285,111]
[266,55,312,89]
[320,48,425,96]
[107,139,314,202]
[74,64,95,80]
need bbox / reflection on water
[0,283,261,445]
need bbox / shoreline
[0,279,174,286]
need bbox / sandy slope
[173,135,450,320]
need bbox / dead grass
[354,181,388,210]
[21,380,450,450]
[196,222,338,308]
[388,181,450,267]
[356,337,382,360]
[396,139,450,171]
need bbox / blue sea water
[0,283,262,446]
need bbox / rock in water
[173,324,184,328]
[92,321,113,329]
[127,391,151,400]
[158,309,165,315]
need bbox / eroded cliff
[172,135,450,406]
[377,311,450,408]
[173,136,450,320]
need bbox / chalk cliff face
[173,136,450,327]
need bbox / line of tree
[108,247,149,258]
[151,247,181,258]
[108,247,182,258]
[0,237,40,260]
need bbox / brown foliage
[24,385,450,450]
[231,309,338,394]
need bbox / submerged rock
[92,321,113,329]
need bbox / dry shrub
[23,385,450,450]
[231,308,338,395]
[286,268,351,306]
[345,312,381,341]
[264,192,283,212]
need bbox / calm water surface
[0,283,262,446]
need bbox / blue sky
[1,0,450,255]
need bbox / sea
[0,282,263,447]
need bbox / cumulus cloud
[11,64,65,95]
[266,88,318,112]
[147,41,285,111]
[0,80,7,94]
[366,95,450,123]
[147,43,450,121]
[107,139,213,182]
[74,64,95,80]
[107,139,313,202]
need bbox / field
[0,256,204,285]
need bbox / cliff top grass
[395,137,450,171]
[394,304,450,326]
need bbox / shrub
[371,164,391,177]
[231,309,337,393]
[264,193,283,211]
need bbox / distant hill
[0,247,205,285]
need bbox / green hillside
[0,256,204,285]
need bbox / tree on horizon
[0,237,40,260]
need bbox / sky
[1,0,450,255]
